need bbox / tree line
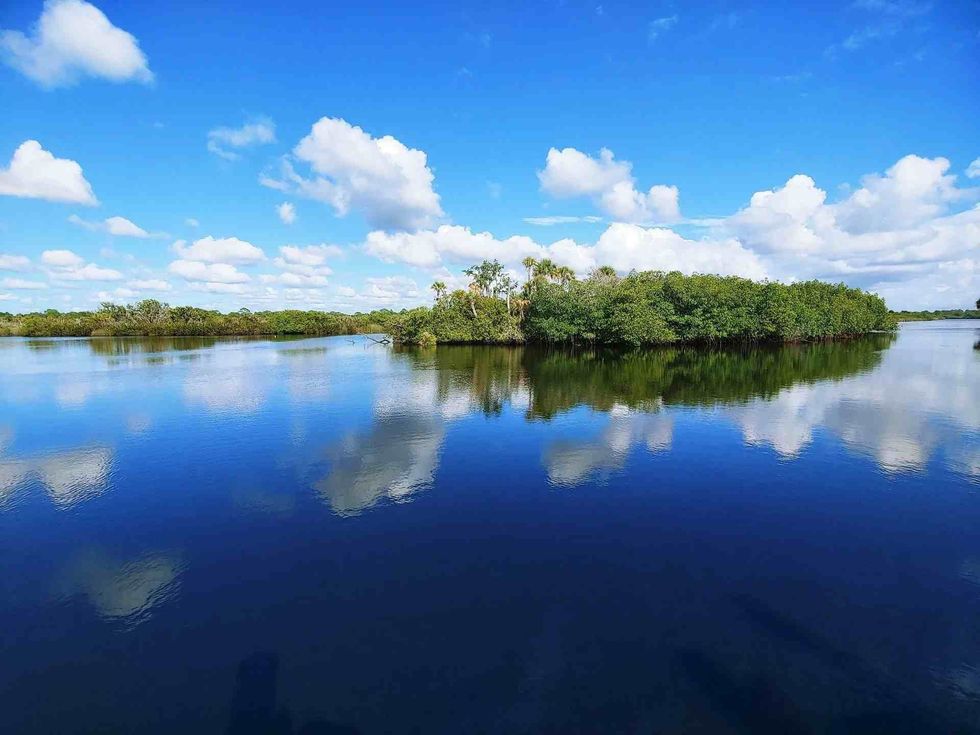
[0,300,396,337]
[390,258,895,346]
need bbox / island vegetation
[890,307,980,322]
[0,301,395,338]
[390,259,894,346]
[7,259,966,344]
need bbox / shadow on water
[226,653,360,735]
[728,595,968,734]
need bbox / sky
[0,0,978,313]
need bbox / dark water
[1,322,978,734]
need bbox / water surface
[1,322,978,733]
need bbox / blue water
[1,322,978,733]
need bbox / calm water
[1,322,978,734]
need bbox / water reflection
[725,324,979,476]
[545,405,673,486]
[54,548,182,627]
[0,446,113,507]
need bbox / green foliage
[0,300,397,338]
[890,308,980,321]
[392,261,893,346]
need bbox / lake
[1,321,978,734]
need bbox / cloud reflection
[727,324,979,476]
[55,548,183,627]
[0,446,113,508]
[545,405,673,487]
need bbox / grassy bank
[390,260,894,347]
[0,301,396,338]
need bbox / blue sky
[0,0,977,312]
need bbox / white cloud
[68,213,157,238]
[207,118,275,160]
[105,215,149,237]
[723,155,979,284]
[273,244,340,276]
[523,215,604,226]
[277,201,296,224]
[0,140,97,205]
[278,244,342,266]
[0,0,152,88]
[964,157,980,180]
[38,249,122,281]
[184,217,200,227]
[189,281,247,294]
[539,147,680,223]
[96,287,136,301]
[363,222,765,279]
[648,15,678,41]
[168,260,250,284]
[41,249,84,268]
[590,223,768,279]
[128,279,171,291]
[0,254,30,271]
[58,264,123,281]
[173,236,265,264]
[264,117,443,230]
[259,272,328,288]
[833,155,963,234]
[365,225,543,269]
[1,277,47,290]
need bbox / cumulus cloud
[41,249,83,268]
[263,117,443,230]
[0,254,31,271]
[365,225,542,269]
[207,118,275,160]
[277,202,296,224]
[128,279,171,291]
[273,244,340,276]
[722,154,979,296]
[539,147,680,223]
[184,217,200,228]
[965,158,980,179]
[40,248,123,281]
[0,0,152,88]
[681,154,980,309]
[363,222,766,279]
[173,236,265,264]
[68,213,160,238]
[0,140,97,205]
[259,272,328,288]
[168,260,250,284]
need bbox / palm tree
[522,256,537,284]
[499,274,517,314]
[431,281,446,301]
[534,258,556,281]
[555,266,575,287]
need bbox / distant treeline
[0,301,396,337]
[390,259,894,347]
[890,308,980,322]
